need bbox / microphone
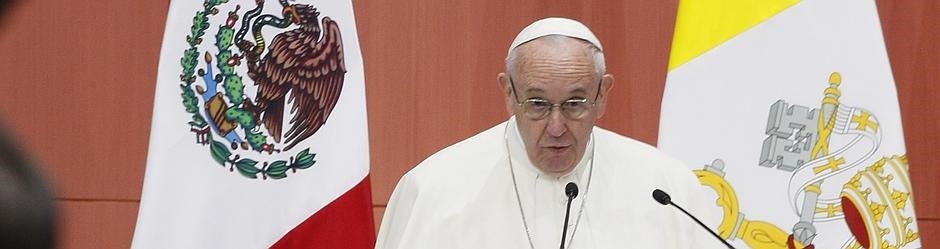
[560,182,579,249]
[652,189,736,249]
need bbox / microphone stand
[560,182,579,249]
[560,194,574,249]
[667,201,735,249]
[653,189,735,249]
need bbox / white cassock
[376,118,724,249]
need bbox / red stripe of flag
[271,175,376,248]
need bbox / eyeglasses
[509,77,601,120]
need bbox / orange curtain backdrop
[0,0,935,248]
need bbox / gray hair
[505,35,606,80]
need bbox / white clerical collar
[505,116,594,184]
[504,116,594,249]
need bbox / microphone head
[652,189,671,205]
[565,182,579,199]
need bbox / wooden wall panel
[0,0,934,248]
[372,207,385,235]
[57,201,139,249]
[878,0,940,219]
[0,0,166,200]
[918,219,940,248]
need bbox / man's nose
[545,108,567,137]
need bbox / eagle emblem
[177,0,345,179]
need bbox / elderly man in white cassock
[375,17,724,249]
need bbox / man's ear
[497,73,515,116]
[594,74,614,119]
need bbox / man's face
[499,37,612,175]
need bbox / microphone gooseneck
[651,189,736,249]
[560,182,579,249]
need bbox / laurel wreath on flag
[175,0,317,180]
[208,140,317,180]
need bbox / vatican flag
[658,0,921,248]
[132,0,374,248]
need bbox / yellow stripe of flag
[668,0,802,71]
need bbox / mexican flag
[132,0,374,248]
[659,0,921,248]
